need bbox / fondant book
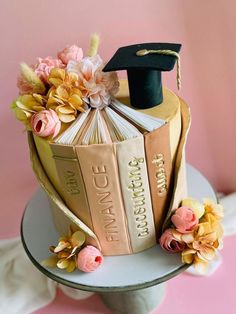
[50,109,92,228]
[51,105,165,253]
[102,106,157,252]
[52,98,173,251]
[115,136,156,252]
[145,122,172,236]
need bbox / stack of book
[50,99,172,255]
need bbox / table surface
[21,164,216,292]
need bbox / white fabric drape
[0,237,93,314]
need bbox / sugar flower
[159,228,185,253]
[42,226,103,273]
[160,198,224,274]
[181,198,205,218]
[17,75,36,95]
[42,227,86,273]
[171,206,198,234]
[181,222,220,273]
[11,94,46,126]
[203,198,224,220]
[182,250,209,273]
[77,245,103,272]
[67,54,119,109]
[13,37,120,131]
[47,68,84,123]
[201,212,224,243]
[31,109,61,138]
[58,45,83,65]
[18,63,46,95]
[34,57,65,83]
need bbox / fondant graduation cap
[103,43,181,109]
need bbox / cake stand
[21,165,216,314]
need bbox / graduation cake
[12,35,223,273]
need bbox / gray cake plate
[21,164,216,314]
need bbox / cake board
[21,164,217,314]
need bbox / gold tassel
[20,63,46,94]
[136,49,181,90]
[87,33,100,57]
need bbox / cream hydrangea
[67,55,119,109]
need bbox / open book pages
[54,99,166,146]
[55,108,91,145]
[103,106,142,142]
[81,109,110,145]
[111,98,166,132]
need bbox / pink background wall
[0,1,236,313]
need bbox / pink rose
[171,206,198,234]
[77,245,103,272]
[34,57,64,82]
[31,109,61,138]
[58,45,83,65]
[160,229,185,253]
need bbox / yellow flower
[182,249,209,274]
[192,223,219,258]
[11,94,46,126]
[42,226,86,273]
[47,68,84,123]
[181,222,220,273]
[202,212,224,240]
[201,199,224,242]
[203,198,224,220]
[181,198,205,218]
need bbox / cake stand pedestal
[21,165,216,314]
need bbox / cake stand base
[21,165,217,313]
[99,283,166,314]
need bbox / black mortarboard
[103,43,181,109]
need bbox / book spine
[115,136,156,252]
[76,144,132,255]
[144,122,173,237]
[50,144,93,230]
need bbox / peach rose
[34,57,64,82]
[160,229,185,253]
[31,109,61,138]
[171,206,198,234]
[58,45,83,65]
[77,245,103,272]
